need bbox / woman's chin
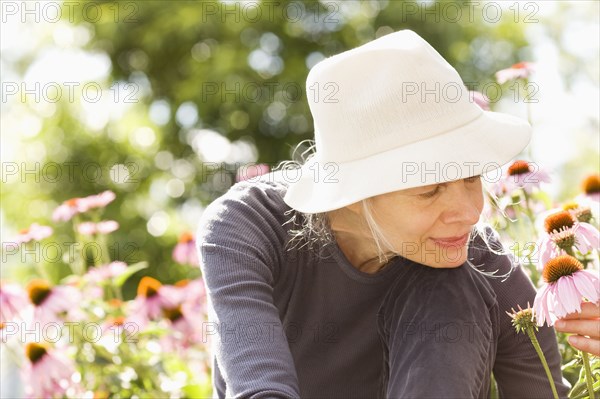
[422,249,468,269]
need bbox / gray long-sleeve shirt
[196,171,570,398]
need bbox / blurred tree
[1,0,530,297]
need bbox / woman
[197,30,571,398]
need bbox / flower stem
[98,233,110,265]
[26,242,52,283]
[524,77,533,161]
[526,327,559,399]
[72,215,87,275]
[581,350,596,399]
[521,189,539,238]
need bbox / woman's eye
[419,186,440,198]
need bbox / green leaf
[113,261,148,287]
[563,357,582,372]
[569,380,589,398]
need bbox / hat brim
[282,110,531,213]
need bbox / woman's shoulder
[203,170,292,216]
[196,170,297,244]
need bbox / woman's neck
[328,206,396,274]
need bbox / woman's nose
[440,181,482,225]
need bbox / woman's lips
[430,233,470,248]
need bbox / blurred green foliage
[2,0,532,297]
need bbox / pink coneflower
[131,277,177,321]
[84,261,128,284]
[174,278,206,312]
[77,220,119,235]
[52,191,116,222]
[78,190,116,211]
[161,304,201,348]
[468,90,490,111]
[533,255,600,327]
[501,160,551,194]
[157,278,209,354]
[102,315,127,336]
[562,202,593,224]
[26,279,81,326]
[490,180,510,198]
[581,174,600,203]
[5,223,53,247]
[159,282,207,351]
[536,211,599,271]
[0,281,29,322]
[495,61,536,84]
[172,232,199,266]
[235,163,270,183]
[161,279,209,339]
[52,198,84,222]
[22,342,79,399]
[99,298,148,338]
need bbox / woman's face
[369,175,484,268]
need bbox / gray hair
[274,140,516,281]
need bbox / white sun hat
[282,29,532,214]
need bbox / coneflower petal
[573,270,600,303]
[533,284,552,327]
[551,285,568,318]
[575,223,600,253]
[559,276,582,315]
[537,237,558,272]
[548,284,566,325]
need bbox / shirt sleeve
[196,182,301,399]
[486,232,571,399]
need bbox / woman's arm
[197,183,301,399]
[490,250,571,398]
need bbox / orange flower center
[163,306,183,322]
[512,61,529,69]
[174,279,190,288]
[178,232,194,243]
[25,342,48,364]
[137,276,161,298]
[108,299,123,307]
[111,316,126,327]
[507,160,531,176]
[544,211,575,234]
[542,255,583,284]
[65,198,81,207]
[582,174,600,194]
[0,322,5,330]
[18,227,30,234]
[26,279,52,306]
